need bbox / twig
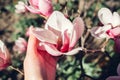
[104,51,112,60]
[9,66,24,76]
[80,29,90,49]
[101,38,109,49]
[81,36,84,48]
[84,29,90,41]
[77,51,85,79]
[83,48,101,53]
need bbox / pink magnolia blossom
[106,64,120,80]
[13,37,27,54]
[31,11,84,56]
[0,40,11,70]
[15,1,27,13]
[25,0,53,17]
[91,8,120,53]
[91,8,120,39]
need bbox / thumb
[24,27,47,80]
[26,27,39,55]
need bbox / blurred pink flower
[91,8,120,39]
[106,64,120,80]
[13,37,27,54]
[0,40,11,70]
[15,1,27,13]
[31,11,84,56]
[25,0,53,17]
[25,27,31,37]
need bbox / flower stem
[9,66,24,75]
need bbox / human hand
[24,32,58,80]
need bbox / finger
[26,27,39,55]
[24,28,47,80]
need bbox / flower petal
[25,5,42,14]
[32,28,58,44]
[64,47,82,55]
[106,76,120,80]
[112,12,120,27]
[15,1,26,13]
[40,43,63,56]
[29,0,39,8]
[107,27,120,38]
[0,40,10,70]
[45,11,73,33]
[98,8,113,25]
[91,25,111,39]
[38,0,53,17]
[40,42,82,56]
[69,17,84,49]
[61,30,69,52]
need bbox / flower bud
[13,37,27,54]
[0,40,11,70]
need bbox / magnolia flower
[25,0,53,17]
[91,8,120,53]
[106,64,120,80]
[31,11,84,56]
[15,1,27,13]
[0,40,11,70]
[13,37,27,54]
[91,8,120,39]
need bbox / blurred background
[0,0,120,80]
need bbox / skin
[24,33,58,80]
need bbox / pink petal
[40,43,63,56]
[29,0,39,8]
[117,64,120,75]
[107,27,120,38]
[112,12,120,27]
[91,25,111,39]
[38,0,53,17]
[69,17,84,49]
[47,26,61,37]
[40,42,82,56]
[98,8,113,25]
[45,11,73,33]
[60,30,69,52]
[64,47,82,55]
[106,76,120,80]
[32,28,58,44]
[0,40,10,70]
[25,5,42,14]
